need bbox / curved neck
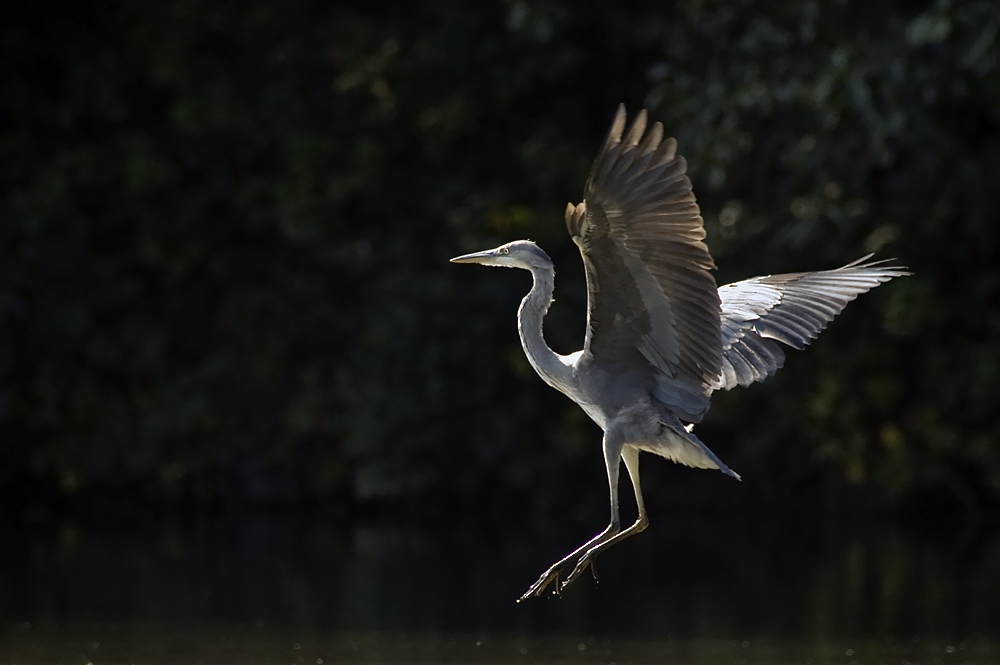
[518,266,573,392]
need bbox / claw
[560,551,602,592]
[519,529,615,600]
[517,566,562,602]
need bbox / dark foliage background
[2,0,998,517]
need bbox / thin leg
[517,428,624,602]
[560,446,649,588]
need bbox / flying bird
[451,105,908,601]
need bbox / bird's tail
[639,414,741,481]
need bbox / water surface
[1,513,998,663]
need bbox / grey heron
[451,106,909,601]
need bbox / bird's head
[450,240,553,271]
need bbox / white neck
[517,266,575,393]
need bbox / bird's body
[514,258,732,473]
[451,106,908,601]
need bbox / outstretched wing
[713,255,910,391]
[566,105,722,422]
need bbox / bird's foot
[560,552,599,592]
[517,565,564,602]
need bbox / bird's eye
[501,247,509,255]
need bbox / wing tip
[624,108,648,146]
[840,254,912,276]
[608,104,627,144]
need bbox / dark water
[1,512,999,663]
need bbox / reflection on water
[1,513,999,663]
[3,626,999,664]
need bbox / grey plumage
[451,105,909,601]
[715,256,907,390]
[567,105,721,423]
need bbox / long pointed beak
[450,249,496,264]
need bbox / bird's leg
[561,446,648,590]
[517,429,624,602]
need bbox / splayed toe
[517,568,562,602]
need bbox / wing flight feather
[564,106,908,416]
[713,256,910,391]
[566,105,722,422]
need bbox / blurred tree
[0,0,997,513]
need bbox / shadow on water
[1,511,999,663]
